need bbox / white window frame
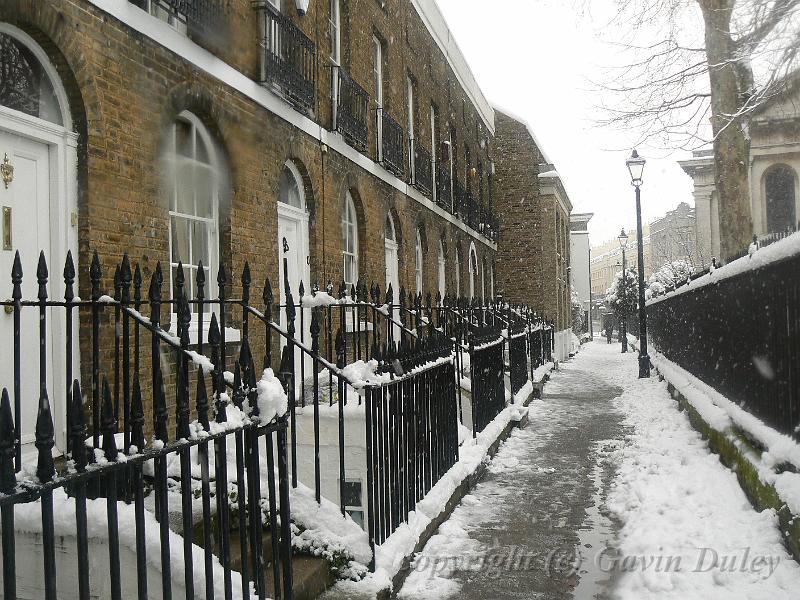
[407,76,415,182]
[415,228,423,295]
[330,0,341,129]
[277,160,306,211]
[342,192,359,290]
[329,0,341,63]
[430,105,437,203]
[341,474,365,530]
[167,111,219,318]
[373,36,384,162]
[454,248,461,298]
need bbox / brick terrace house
[0,0,526,448]
[493,108,573,360]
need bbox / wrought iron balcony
[414,145,433,197]
[453,177,466,221]
[336,68,369,151]
[436,166,453,212]
[256,2,317,111]
[379,110,405,178]
[129,0,224,33]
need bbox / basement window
[342,478,364,529]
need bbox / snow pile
[301,291,340,307]
[252,367,288,422]
[650,350,800,514]
[532,362,554,383]
[14,487,252,599]
[290,481,372,568]
[605,356,800,598]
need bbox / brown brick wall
[494,110,571,329]
[0,0,499,432]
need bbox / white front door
[384,239,400,341]
[278,207,311,389]
[0,130,54,451]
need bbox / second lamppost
[618,228,629,353]
[626,149,650,378]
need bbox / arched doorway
[765,165,797,233]
[0,25,78,454]
[437,239,446,300]
[384,213,399,299]
[468,243,477,300]
[277,160,311,384]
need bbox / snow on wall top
[411,0,495,134]
[493,103,554,164]
[648,230,800,306]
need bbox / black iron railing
[470,326,506,433]
[414,146,433,197]
[648,235,800,439]
[256,2,317,111]
[363,331,458,563]
[379,110,405,178]
[0,251,294,599]
[509,325,529,396]
[336,68,369,150]
[1,244,555,591]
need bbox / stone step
[194,522,336,599]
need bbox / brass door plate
[2,206,10,251]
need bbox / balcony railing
[336,68,369,151]
[436,166,452,212]
[380,110,405,178]
[129,0,225,33]
[453,177,466,221]
[414,145,433,197]
[257,2,317,111]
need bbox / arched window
[167,111,220,312]
[765,165,797,233]
[278,161,305,209]
[415,228,424,295]
[454,246,461,298]
[468,245,477,299]
[342,192,359,289]
[437,240,446,299]
[0,31,64,125]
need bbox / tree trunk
[698,0,753,260]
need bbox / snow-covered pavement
[398,341,800,599]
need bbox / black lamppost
[618,228,629,353]
[626,150,650,377]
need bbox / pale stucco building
[680,73,800,266]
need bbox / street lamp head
[618,227,629,248]
[626,149,646,187]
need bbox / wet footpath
[398,341,628,600]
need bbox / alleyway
[398,341,629,599]
[398,341,800,600]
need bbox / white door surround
[0,23,80,454]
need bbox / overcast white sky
[436,0,697,246]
